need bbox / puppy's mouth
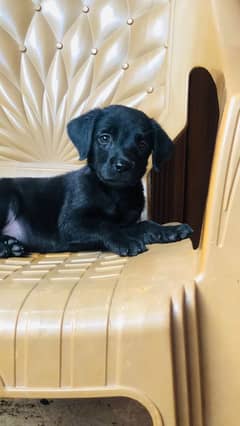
[96,171,139,187]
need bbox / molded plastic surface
[0,1,239,425]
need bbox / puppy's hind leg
[0,181,26,258]
[0,235,25,258]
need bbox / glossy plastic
[0,1,239,425]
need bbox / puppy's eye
[137,139,148,150]
[98,134,112,145]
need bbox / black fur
[0,105,192,257]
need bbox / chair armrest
[195,0,240,268]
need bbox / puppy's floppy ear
[67,108,101,160]
[151,119,174,171]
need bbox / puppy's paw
[159,223,193,243]
[174,223,193,240]
[138,221,193,244]
[0,235,25,258]
[105,234,147,257]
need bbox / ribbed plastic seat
[0,240,201,426]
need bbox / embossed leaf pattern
[0,0,170,162]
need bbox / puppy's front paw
[174,223,193,240]
[0,235,25,258]
[160,223,193,243]
[139,221,193,244]
[105,234,147,257]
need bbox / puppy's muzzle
[112,159,134,173]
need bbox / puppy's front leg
[68,227,147,257]
[62,216,148,257]
[128,221,193,245]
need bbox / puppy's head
[67,105,173,187]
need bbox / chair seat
[0,239,199,425]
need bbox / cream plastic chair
[0,1,239,425]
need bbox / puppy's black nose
[113,159,133,173]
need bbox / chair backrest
[0,0,222,176]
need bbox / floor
[0,398,152,426]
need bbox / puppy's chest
[102,189,143,224]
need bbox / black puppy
[0,105,192,258]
